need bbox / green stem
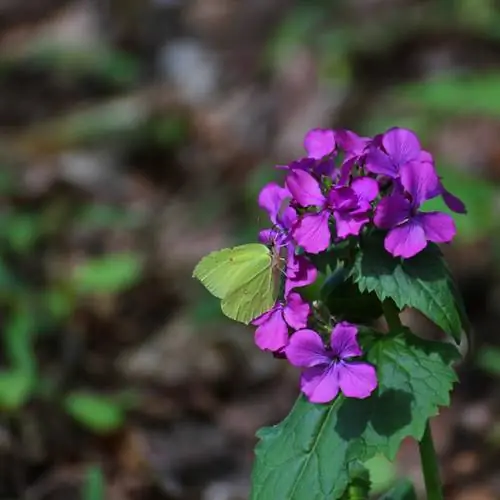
[381,299,444,500]
[418,422,444,500]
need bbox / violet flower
[285,322,377,403]
[257,182,318,294]
[278,128,336,176]
[258,182,296,248]
[365,127,422,178]
[285,251,317,295]
[286,170,377,253]
[419,151,467,215]
[253,292,310,352]
[374,161,456,259]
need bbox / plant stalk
[418,422,444,500]
[382,299,444,500]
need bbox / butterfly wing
[221,257,278,324]
[193,243,271,299]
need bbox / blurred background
[1,0,500,499]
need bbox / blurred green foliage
[0,171,142,434]
[82,464,105,500]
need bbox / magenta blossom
[278,129,337,176]
[285,322,377,403]
[304,128,336,160]
[285,251,317,295]
[418,151,467,215]
[258,182,296,248]
[374,161,456,259]
[286,170,378,253]
[365,127,422,178]
[253,292,310,352]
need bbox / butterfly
[192,243,283,325]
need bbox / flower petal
[351,176,379,202]
[285,329,330,368]
[330,322,362,359]
[384,220,427,258]
[418,212,456,243]
[400,161,440,207]
[374,194,410,229]
[283,292,310,329]
[258,183,291,222]
[254,307,289,352]
[365,147,398,177]
[292,212,331,254]
[304,128,336,159]
[336,129,369,157]
[286,170,325,207]
[300,364,340,403]
[285,253,318,295]
[338,361,378,399]
[334,210,368,239]
[441,186,467,214]
[382,127,421,167]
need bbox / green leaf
[351,231,467,342]
[0,370,32,410]
[399,72,500,118]
[82,464,105,500]
[5,309,36,373]
[70,253,142,294]
[4,213,42,253]
[64,392,126,434]
[476,345,500,376]
[379,478,417,500]
[363,454,397,494]
[321,267,383,324]
[251,330,459,500]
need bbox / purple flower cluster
[253,126,465,404]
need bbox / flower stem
[419,422,444,500]
[381,299,444,500]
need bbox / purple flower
[365,127,421,178]
[258,182,297,247]
[253,292,310,352]
[418,152,467,215]
[336,129,370,160]
[286,170,377,253]
[285,322,377,403]
[285,251,317,295]
[331,177,379,239]
[278,129,336,176]
[374,161,456,259]
[304,128,336,160]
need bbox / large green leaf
[351,231,467,342]
[251,330,459,500]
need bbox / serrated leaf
[379,478,417,500]
[251,331,458,500]
[70,253,142,294]
[351,231,466,342]
[64,392,126,434]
